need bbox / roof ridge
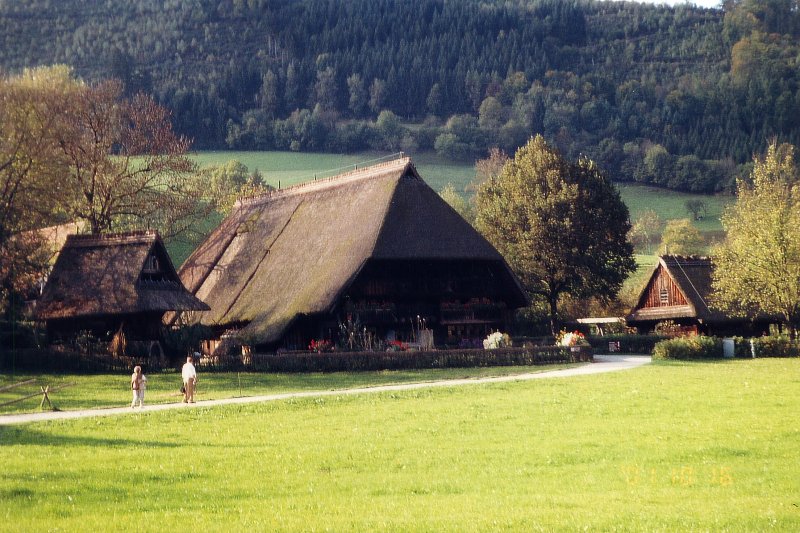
[66,230,159,247]
[662,254,711,261]
[235,156,413,209]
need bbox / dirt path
[0,355,650,426]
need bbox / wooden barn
[177,157,529,353]
[626,255,773,336]
[35,231,209,356]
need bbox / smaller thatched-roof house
[35,231,208,354]
[626,255,773,336]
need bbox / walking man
[182,356,197,403]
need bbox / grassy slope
[190,150,730,231]
[0,359,797,531]
[189,150,476,195]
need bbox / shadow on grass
[0,426,179,448]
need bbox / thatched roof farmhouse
[179,157,528,352]
[626,255,773,336]
[35,231,209,351]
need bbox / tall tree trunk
[786,309,799,340]
[548,294,559,339]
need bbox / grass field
[619,253,660,301]
[191,150,731,231]
[1,359,798,531]
[190,150,476,195]
[0,365,574,415]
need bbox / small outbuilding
[178,156,529,353]
[625,255,773,336]
[35,231,209,356]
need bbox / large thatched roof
[179,157,527,344]
[35,231,209,320]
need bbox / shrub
[652,335,722,360]
[483,331,511,349]
[750,336,800,357]
[556,330,588,347]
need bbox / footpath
[0,354,650,426]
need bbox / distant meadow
[191,150,730,230]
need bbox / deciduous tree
[0,66,73,315]
[201,160,273,215]
[685,199,707,221]
[346,73,367,117]
[438,183,474,226]
[629,209,663,255]
[712,141,800,336]
[55,79,207,238]
[659,218,704,255]
[475,135,635,336]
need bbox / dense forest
[2,0,800,193]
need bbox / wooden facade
[276,259,519,350]
[640,265,688,308]
[626,255,773,336]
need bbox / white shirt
[182,362,197,382]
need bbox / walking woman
[130,365,147,408]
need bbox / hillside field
[1,359,797,531]
[191,149,731,231]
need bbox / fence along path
[0,355,650,426]
[0,379,76,410]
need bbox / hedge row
[653,335,800,360]
[0,345,593,373]
[587,334,669,355]
[204,346,593,373]
[0,348,152,373]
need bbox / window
[144,254,159,273]
[659,287,669,305]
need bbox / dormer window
[140,252,174,285]
[144,254,160,273]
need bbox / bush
[652,335,722,360]
[640,335,800,360]
[749,336,800,357]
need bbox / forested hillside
[2,0,799,192]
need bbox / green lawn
[617,183,730,234]
[619,253,659,302]
[1,359,798,531]
[0,365,573,415]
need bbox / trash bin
[722,338,735,358]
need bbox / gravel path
[0,354,650,426]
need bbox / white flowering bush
[557,330,588,347]
[483,331,511,349]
